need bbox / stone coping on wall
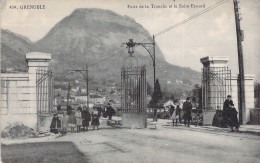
[200,56,230,63]
[230,74,255,80]
[1,73,29,80]
[26,52,51,61]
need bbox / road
[2,124,260,163]
[1,141,88,163]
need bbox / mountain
[1,8,200,92]
[1,29,34,72]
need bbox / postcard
[1,0,260,162]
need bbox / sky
[1,0,260,81]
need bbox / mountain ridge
[1,8,200,92]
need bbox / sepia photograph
[0,0,260,162]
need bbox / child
[68,110,76,132]
[230,104,239,132]
[50,113,61,134]
[91,108,100,130]
[171,100,181,126]
[61,112,69,135]
[75,108,82,133]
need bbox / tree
[254,82,260,107]
[169,93,176,101]
[149,79,163,108]
[191,84,202,108]
[172,88,183,99]
[147,82,153,96]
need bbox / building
[176,79,183,85]
[89,95,106,106]
[75,93,106,106]
[75,93,88,102]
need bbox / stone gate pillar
[200,56,231,110]
[201,56,255,125]
[26,52,51,129]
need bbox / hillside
[1,29,34,72]
[1,8,200,92]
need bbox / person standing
[91,108,100,130]
[230,104,239,131]
[75,108,83,133]
[172,100,181,126]
[169,105,174,119]
[223,95,239,132]
[97,107,102,117]
[68,109,76,132]
[82,107,91,131]
[107,103,115,121]
[222,95,237,132]
[176,101,182,124]
[183,97,192,127]
[61,112,69,135]
[153,108,157,122]
[50,113,61,134]
[169,104,176,126]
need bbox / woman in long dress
[75,109,83,133]
[68,110,76,132]
[82,107,91,131]
[50,113,61,134]
[91,108,100,130]
[61,112,69,135]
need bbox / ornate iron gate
[202,66,231,110]
[121,66,147,113]
[36,67,54,115]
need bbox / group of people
[222,95,239,132]
[167,95,239,131]
[168,100,181,126]
[50,103,116,134]
[167,97,193,127]
[51,96,240,132]
[212,95,239,132]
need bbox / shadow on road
[1,141,89,163]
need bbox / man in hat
[223,95,234,109]
[183,97,192,127]
[106,103,115,121]
[81,106,91,131]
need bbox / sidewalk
[146,118,260,136]
[200,125,260,135]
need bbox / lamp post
[122,36,156,92]
[68,64,89,108]
[67,81,71,110]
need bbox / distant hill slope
[1,29,34,72]
[1,8,200,92]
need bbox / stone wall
[229,74,255,124]
[1,52,52,131]
[1,73,38,130]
